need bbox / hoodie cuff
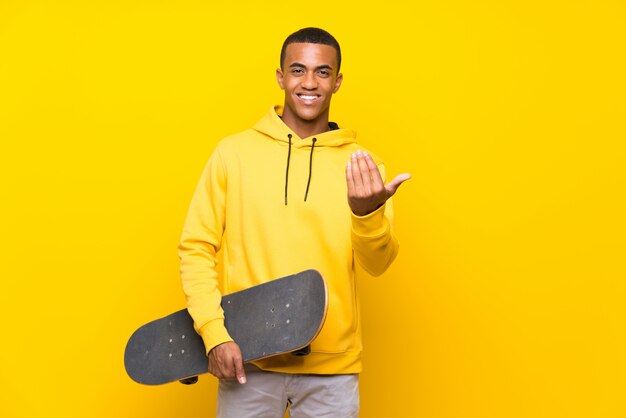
[351,204,389,237]
[198,319,234,356]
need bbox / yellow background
[1,1,625,417]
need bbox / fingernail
[363,151,369,157]
[356,150,362,156]
[238,376,246,384]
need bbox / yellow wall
[1,1,625,417]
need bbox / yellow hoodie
[179,105,399,374]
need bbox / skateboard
[124,269,327,385]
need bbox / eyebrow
[289,62,334,71]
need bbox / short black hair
[280,27,342,74]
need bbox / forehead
[284,42,338,68]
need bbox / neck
[280,108,330,139]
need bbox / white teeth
[299,95,318,100]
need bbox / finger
[385,173,412,197]
[362,152,384,191]
[350,152,364,194]
[233,353,246,384]
[355,151,372,194]
[346,160,355,195]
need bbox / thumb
[385,173,412,197]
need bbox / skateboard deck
[124,270,327,385]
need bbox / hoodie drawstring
[284,135,317,205]
[304,137,317,202]
[284,134,292,205]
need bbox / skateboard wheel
[179,376,198,385]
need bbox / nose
[301,72,317,90]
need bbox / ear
[276,68,285,90]
[333,72,343,93]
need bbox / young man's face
[276,42,343,128]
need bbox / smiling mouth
[297,94,320,101]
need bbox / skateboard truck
[291,345,311,356]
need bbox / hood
[252,105,357,147]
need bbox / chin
[285,101,327,123]
[297,106,327,121]
[298,112,321,121]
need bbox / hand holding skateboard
[209,341,246,384]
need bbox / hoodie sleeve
[350,163,400,276]
[178,147,233,355]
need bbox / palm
[345,150,410,216]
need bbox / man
[179,27,410,417]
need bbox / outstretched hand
[346,150,411,216]
[208,341,247,384]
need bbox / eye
[318,70,330,77]
[291,68,304,75]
